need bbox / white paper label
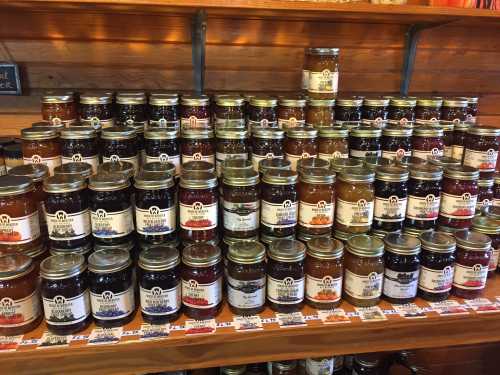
[406,194,440,221]
[278,118,305,129]
[103,155,139,175]
[350,149,381,159]
[494,198,500,208]
[301,69,310,90]
[24,155,61,175]
[412,148,443,160]
[382,149,411,160]
[62,154,99,173]
[227,274,266,309]
[305,274,342,303]
[149,119,180,128]
[251,153,283,171]
[215,118,245,127]
[383,268,419,299]
[215,152,247,176]
[261,200,297,229]
[180,201,217,230]
[90,287,135,320]
[335,198,373,227]
[344,269,383,300]
[46,209,91,240]
[306,358,334,375]
[248,119,277,128]
[145,154,181,176]
[182,278,222,308]
[439,192,477,219]
[444,146,453,158]
[318,151,348,162]
[308,70,338,94]
[285,152,316,171]
[91,207,134,238]
[140,285,181,316]
[374,196,407,223]
[0,211,41,244]
[223,200,259,231]
[452,263,488,290]
[43,291,91,326]
[418,265,454,294]
[267,276,305,305]
[451,145,464,161]
[180,116,210,130]
[0,290,41,328]
[135,205,176,235]
[181,153,215,165]
[476,198,492,213]
[299,201,334,228]
[463,148,498,172]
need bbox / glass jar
[343,235,384,307]
[428,156,461,169]
[138,246,181,324]
[271,361,297,375]
[88,172,134,244]
[214,95,245,128]
[181,128,215,165]
[144,128,181,178]
[381,126,412,161]
[79,92,114,128]
[317,127,349,162]
[180,94,210,130]
[41,92,77,126]
[40,253,91,334]
[130,122,146,165]
[412,126,444,160]
[296,158,329,174]
[415,97,442,124]
[149,93,180,128]
[221,159,253,175]
[182,160,215,175]
[50,242,93,260]
[4,144,23,172]
[349,126,382,159]
[88,248,135,327]
[361,97,389,127]
[94,239,137,265]
[23,242,49,274]
[441,97,468,124]
[439,165,479,229]
[284,127,318,171]
[101,126,139,175]
[259,158,292,176]
[451,122,471,162]
[388,97,417,126]
[464,96,479,124]
[248,96,278,128]
[261,169,298,237]
[215,128,249,177]
[476,179,494,215]
[463,127,500,179]
[60,127,99,174]
[335,97,363,125]
[305,237,343,309]
[306,48,339,100]
[363,156,393,172]
[21,127,62,176]
[471,216,500,277]
[495,174,500,208]
[335,168,375,234]
[179,171,218,242]
[116,92,148,127]
[298,169,335,235]
[267,239,306,312]
[278,97,307,129]
[181,243,223,319]
[98,160,135,186]
[330,158,364,175]
[452,230,491,299]
[353,356,380,375]
[251,128,285,172]
[0,253,42,335]
[439,123,454,158]
[306,99,335,127]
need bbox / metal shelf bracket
[191,9,207,94]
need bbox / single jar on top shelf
[248,96,278,128]
[306,48,339,100]
[441,97,468,125]
[100,126,139,175]
[381,126,412,161]
[251,128,285,172]
[471,216,499,277]
[181,128,215,165]
[215,128,249,177]
[335,96,363,125]
[278,97,307,129]
[21,127,62,176]
[116,92,148,127]
[41,92,77,126]
[284,127,318,171]
[306,99,335,127]
[144,128,181,177]
[388,97,417,126]
[415,97,442,124]
[180,94,210,130]
[79,92,114,129]
[361,97,389,127]
[412,126,444,160]
[462,126,500,179]
[317,127,349,162]
[149,93,180,128]
[349,126,382,159]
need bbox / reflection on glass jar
[451,122,471,162]
[306,99,335,127]
[284,127,318,171]
[181,128,215,165]
[116,92,148,127]
[215,128,249,177]
[180,94,210,130]
[79,92,114,129]
[318,127,349,162]
[471,216,500,277]
[335,97,363,126]
[415,97,442,124]
[462,127,500,179]
[60,127,99,173]
[278,97,307,129]
[388,97,416,126]
[149,93,179,128]
[41,92,77,126]
[412,126,444,161]
[441,97,468,125]
[248,96,278,128]
[214,95,245,128]
[361,97,389,127]
[381,126,412,161]
[21,127,62,176]
[251,127,285,172]
[144,128,180,177]
[101,127,139,175]
[349,126,382,159]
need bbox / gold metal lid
[251,127,285,139]
[334,229,355,242]
[413,125,443,137]
[223,169,259,186]
[306,237,343,259]
[21,127,59,140]
[299,168,335,184]
[383,233,421,255]
[279,97,307,107]
[215,95,245,107]
[0,175,34,196]
[389,97,417,107]
[346,234,384,257]
[259,233,294,245]
[88,248,132,273]
[297,157,330,172]
[443,97,468,107]
[403,227,434,238]
[409,164,443,180]
[134,171,174,190]
[54,162,93,179]
[370,228,401,240]
[330,158,364,173]
[336,96,363,107]
[222,159,253,174]
[144,128,179,140]
[80,92,113,105]
[364,156,393,171]
[50,242,93,257]
[363,97,390,107]
[262,169,298,185]
[268,239,306,262]
[180,171,218,189]
[116,92,147,105]
[142,161,176,177]
[181,128,214,139]
[466,126,500,136]
[149,93,179,106]
[43,174,86,193]
[89,172,130,191]
[0,253,34,280]
[94,239,135,254]
[454,229,491,251]
[41,93,74,104]
[227,241,266,264]
[221,366,247,375]
[181,94,210,106]
[216,128,248,139]
[249,96,278,107]
[318,127,348,138]
[444,165,479,181]
[40,254,86,280]
[98,161,134,180]
[182,243,221,267]
[419,231,456,253]
[416,97,443,107]
[138,246,180,271]
[350,126,382,138]
[428,156,461,168]
[8,164,49,183]
[182,160,215,174]
[382,126,413,137]
[285,127,318,139]
[101,126,136,140]
[307,47,339,56]
[307,99,335,107]
[471,216,500,235]
[375,165,409,182]
[259,158,292,174]
[478,179,494,188]
[60,127,97,139]
[338,167,375,183]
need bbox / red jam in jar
[214,95,245,128]
[251,128,285,172]
[149,93,180,128]
[248,96,278,128]
[215,128,249,177]
[415,97,442,124]
[451,122,471,162]
[381,126,412,161]
[278,97,307,129]
[412,126,444,160]
[180,94,211,130]
[284,127,318,171]
[476,179,494,215]
[464,96,479,124]
[441,97,468,125]
[462,127,500,179]
[181,128,215,165]
[471,216,500,277]
[388,97,417,126]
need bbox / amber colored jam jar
[0,253,42,335]
[101,127,139,175]
[306,99,335,127]
[261,169,298,237]
[463,127,500,179]
[471,216,499,276]
[60,127,99,173]
[335,97,363,125]
[335,168,375,234]
[317,127,349,162]
[144,128,180,177]
[415,97,442,124]
[180,94,210,130]
[464,96,479,124]
[361,97,389,127]
[298,169,335,235]
[149,93,180,128]
[452,230,491,299]
[251,128,285,172]
[412,126,444,160]
[79,92,114,129]
[21,127,62,176]
[438,165,479,229]
[476,179,494,215]
[305,237,343,309]
[451,122,471,162]
[284,127,318,171]
[226,240,266,315]
[259,158,292,176]
[214,95,245,128]
[215,128,249,177]
[380,126,412,161]
[116,92,148,127]
[181,243,223,319]
[441,97,468,125]
[306,48,339,100]
[349,126,382,159]
[248,96,278,128]
[182,160,215,175]
[343,235,384,307]
[278,97,307,129]
[181,128,215,165]
[41,92,77,126]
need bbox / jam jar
[335,97,363,125]
[415,97,442,124]
[41,92,77,126]
[88,172,134,244]
[144,128,181,177]
[451,122,470,162]
[388,97,417,126]
[361,97,389,127]
[60,127,99,173]
[471,216,499,277]
[335,168,375,234]
[381,126,412,160]
[363,156,393,172]
[88,248,135,327]
[284,127,318,171]
[428,156,461,169]
[259,158,292,176]
[50,242,93,260]
[79,92,114,129]
[149,93,180,128]
[330,158,364,175]
[182,160,215,174]
[21,127,62,176]
[181,243,223,319]
[452,230,491,299]
[441,97,468,125]
[260,169,298,237]
[4,144,23,172]
[135,171,176,243]
[476,179,494,215]
[343,235,384,307]
[405,164,443,230]
[180,94,210,130]
[306,48,339,99]
[349,126,382,159]
[439,165,479,229]
[305,237,343,309]
[0,253,42,336]
[214,95,245,128]
[40,253,91,334]
[298,169,335,235]
[306,99,335,127]
[221,159,253,175]
[130,122,146,165]
[278,97,307,129]
[223,169,260,238]
[373,166,409,232]
[296,158,329,174]
[382,233,421,304]
[267,239,306,313]
[226,240,266,315]
[494,174,500,208]
[464,96,479,124]
[412,126,444,160]
[179,171,218,242]
[138,246,181,324]
[98,160,134,186]
[116,92,148,127]
[317,127,349,162]
[248,96,278,128]
[181,128,215,165]
[251,128,285,172]
[101,127,139,175]
[271,360,298,375]
[463,127,500,179]
[215,128,249,177]
[439,123,454,158]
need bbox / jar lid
[260,233,294,245]
[297,157,330,172]
[318,127,349,138]
[216,128,249,140]
[363,97,390,107]
[413,125,443,137]
[467,126,500,136]
[478,179,494,188]
[273,361,297,372]
[279,97,307,107]
[129,122,145,133]
[116,92,147,104]
[250,96,278,107]
[339,121,361,130]
[383,233,421,255]
[8,163,49,182]
[80,92,113,105]
[330,158,364,173]
[223,169,259,186]
[306,237,343,259]
[339,167,375,183]
[215,95,245,107]
[346,235,384,257]
[268,239,306,262]
[409,164,443,180]
[307,47,339,56]
[144,128,179,140]
[227,241,266,264]
[251,127,285,139]
[54,162,93,179]
[371,228,401,239]
[98,161,134,180]
[139,246,180,271]
[221,366,247,375]
[307,99,335,107]
[444,165,479,180]
[181,94,210,106]
[299,168,335,184]
[396,156,427,169]
[223,235,259,248]
[454,229,491,251]
[180,171,218,189]
[336,96,363,107]
[43,174,86,193]
[434,122,454,131]
[142,161,176,178]
[40,253,86,280]
[149,93,179,106]
[350,126,382,138]
[135,171,174,190]
[443,97,468,107]
[262,169,298,185]
[88,248,132,273]
[101,126,137,140]
[487,206,500,220]
[181,128,214,139]
[0,175,34,196]
[428,156,462,168]
[471,216,500,235]
[364,156,393,171]
[416,97,443,107]
[334,229,355,242]
[182,243,221,267]
[3,143,22,158]
[21,242,47,259]
[296,231,330,243]
[89,172,130,191]
[463,96,479,104]
[41,93,74,104]
[94,239,135,253]
[60,127,97,139]
[21,127,59,140]
[181,160,215,174]
[285,127,318,139]
[0,253,34,280]
[259,158,292,174]
[494,173,500,185]
[382,126,413,137]
[419,231,456,253]
[454,122,471,131]
[389,97,417,107]
[375,165,409,182]
[222,159,253,174]
[50,242,93,257]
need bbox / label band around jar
[261,200,298,229]
[418,265,454,294]
[140,284,181,316]
[0,290,41,328]
[91,207,135,239]
[46,209,92,240]
[136,205,176,235]
[43,291,91,326]
[305,274,342,303]
[0,211,41,244]
[90,287,135,320]
[181,278,222,309]
[267,275,305,305]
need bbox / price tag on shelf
[429,300,469,316]
[37,332,71,349]
[88,327,123,345]
[392,303,426,319]
[0,335,23,352]
[139,323,170,341]
[317,309,350,324]
[19,338,40,346]
[464,298,500,313]
[276,312,306,328]
[233,315,263,331]
[261,317,278,324]
[184,319,217,335]
[355,306,387,322]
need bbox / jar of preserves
[381,127,412,161]
[267,239,306,312]
[116,92,148,127]
[452,230,491,299]
[88,248,135,327]
[494,174,500,208]
[441,97,468,124]
[215,128,249,177]
[305,237,343,309]
[79,92,114,129]
[306,48,339,100]
[361,97,389,127]
[182,160,215,175]
[94,239,137,264]
[181,128,215,165]
[248,96,278,128]
[343,235,384,307]
[98,160,135,186]
[41,92,77,126]
[318,127,349,162]
[284,127,318,171]
[60,127,99,173]
[214,95,245,128]
[149,93,180,128]
[278,97,307,129]
[180,94,210,130]
[306,99,335,127]
[144,128,180,177]
[138,246,181,324]
[335,168,375,234]
[415,97,442,124]
[388,97,417,126]
[463,127,500,179]
[101,127,139,175]
[259,158,292,176]
[464,96,479,124]
[4,144,23,172]
[251,128,285,171]
[330,158,363,175]
[476,179,494,215]
[412,126,444,160]
[349,126,382,159]
[21,127,62,176]
[221,159,253,175]
[451,122,470,162]
[439,123,454,158]
[335,97,363,125]
[471,216,499,277]
[181,243,223,319]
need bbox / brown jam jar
[441,97,468,125]
[149,93,180,128]
[181,128,215,165]
[298,169,335,235]
[267,239,306,312]
[278,97,307,129]
[463,127,500,179]
[381,126,412,161]
[248,96,278,128]
[335,97,363,125]
[296,158,330,175]
[415,97,442,124]
[464,96,479,124]
[180,94,210,130]
[21,127,62,176]
[41,92,77,126]
[451,122,471,162]
[226,240,266,315]
[343,235,384,307]
[215,128,249,177]
[306,99,335,127]
[214,95,245,128]
[306,48,339,100]
[452,230,491,299]
[439,165,479,229]
[471,216,499,277]
[412,126,444,160]
[476,179,494,215]
[305,237,343,309]
[318,127,349,162]
[251,128,285,172]
[0,253,42,336]
[116,92,148,127]
[60,127,99,173]
[388,97,417,126]
[361,97,389,127]
[79,92,114,129]
[144,128,181,177]
[4,144,23,173]
[259,158,292,176]
[261,169,298,237]
[284,127,318,171]
[349,126,382,159]
[182,160,215,175]
[101,127,139,175]
[181,243,223,319]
